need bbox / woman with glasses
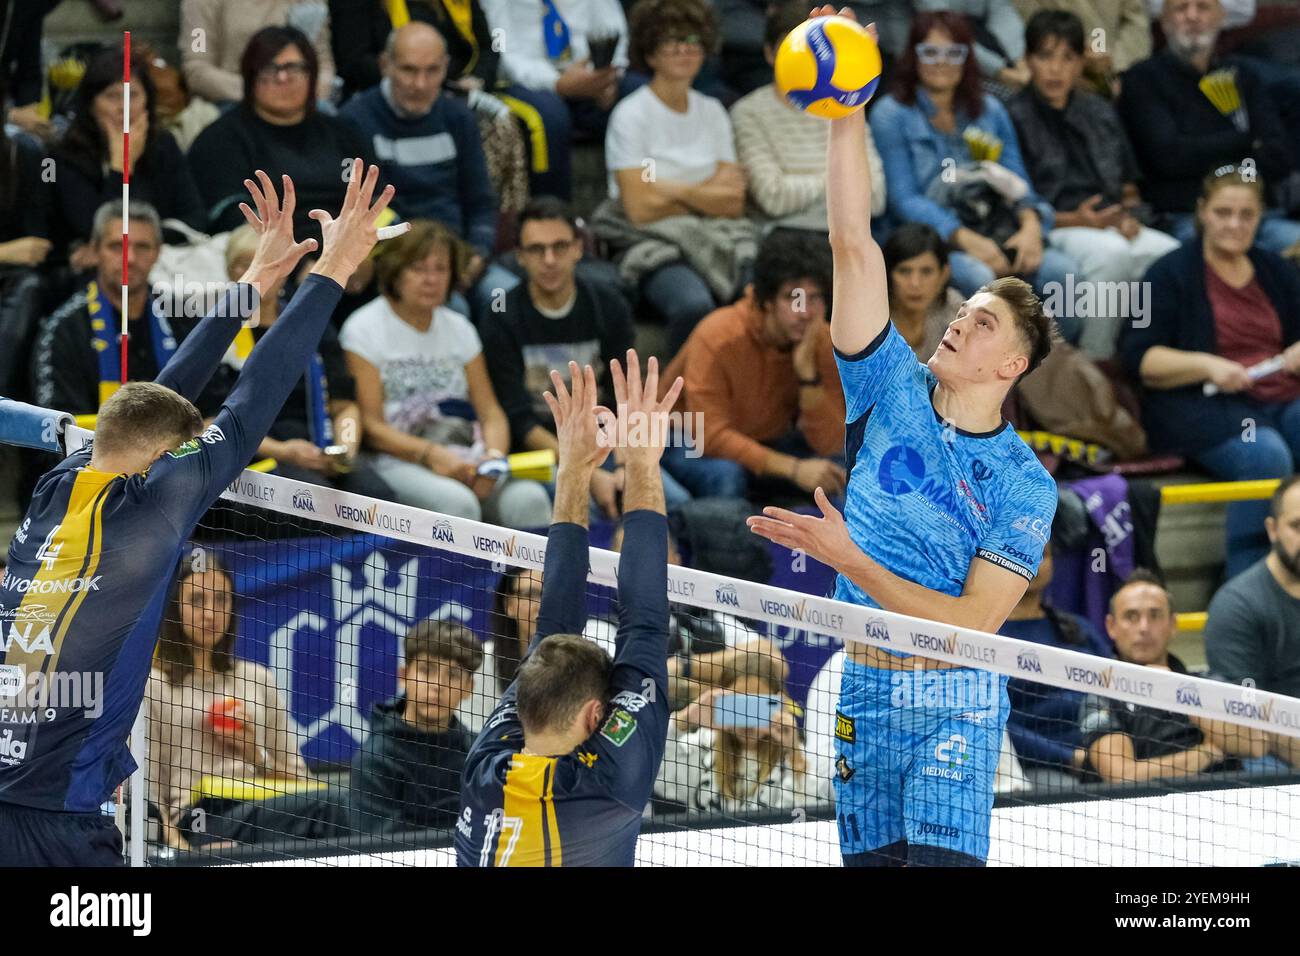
[914,0,1031,94]
[1119,167,1300,578]
[189,26,377,237]
[602,0,750,357]
[180,0,337,108]
[340,219,553,529]
[869,11,1080,323]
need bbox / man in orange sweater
[661,229,846,501]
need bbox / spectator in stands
[729,0,887,229]
[1205,474,1300,767]
[180,0,337,108]
[1001,541,1115,789]
[479,0,630,199]
[1012,0,1153,96]
[0,95,51,401]
[350,620,481,833]
[600,0,753,356]
[1118,0,1300,252]
[1082,569,1269,784]
[340,220,552,527]
[1008,10,1178,357]
[869,11,1081,311]
[478,196,651,515]
[655,652,822,814]
[883,223,961,361]
[218,225,393,499]
[340,22,517,310]
[189,27,375,236]
[52,48,207,273]
[330,0,499,100]
[660,229,845,501]
[1118,167,1300,578]
[915,0,1032,93]
[32,201,224,422]
[0,0,60,142]
[148,551,308,850]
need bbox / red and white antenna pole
[120,32,131,383]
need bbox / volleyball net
[5,410,1300,867]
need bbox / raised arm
[817,8,889,356]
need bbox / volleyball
[775,16,882,119]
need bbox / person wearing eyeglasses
[1118,0,1300,254]
[601,0,754,358]
[190,27,381,240]
[914,0,1032,93]
[180,0,338,108]
[1119,166,1300,578]
[480,0,633,200]
[869,11,1080,316]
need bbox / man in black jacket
[1117,0,1300,252]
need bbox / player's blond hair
[95,382,201,457]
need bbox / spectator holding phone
[655,654,823,814]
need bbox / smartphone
[713,693,781,730]
[588,33,618,70]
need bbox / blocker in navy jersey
[456,511,669,867]
[832,321,1056,863]
[0,277,343,843]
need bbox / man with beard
[1117,0,1300,253]
[1205,475,1300,767]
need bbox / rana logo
[1175,684,1202,707]
[1016,649,1042,673]
[292,488,316,513]
[865,618,890,643]
[715,583,740,607]
[431,520,455,544]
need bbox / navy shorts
[832,661,1008,864]
[0,801,124,866]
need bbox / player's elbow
[828,226,874,255]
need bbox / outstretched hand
[309,158,396,287]
[543,361,612,474]
[746,486,856,570]
[607,349,684,466]
[237,171,319,307]
[808,5,878,43]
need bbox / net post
[128,700,147,866]
[120,31,131,383]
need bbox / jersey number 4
[35,524,63,572]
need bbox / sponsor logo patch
[834,711,856,743]
[599,708,637,747]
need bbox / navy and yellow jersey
[0,276,343,813]
[456,511,670,867]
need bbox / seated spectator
[1012,0,1153,96]
[340,22,517,318]
[1118,167,1300,578]
[481,0,631,199]
[655,653,823,814]
[218,225,393,499]
[148,552,308,850]
[189,27,375,236]
[52,47,207,274]
[869,11,1082,317]
[1001,541,1115,790]
[340,220,553,527]
[350,620,482,833]
[33,201,224,422]
[0,101,51,400]
[915,0,1032,94]
[330,0,529,215]
[660,229,845,502]
[477,196,665,514]
[180,0,337,108]
[1082,569,1269,784]
[729,0,887,230]
[883,223,962,360]
[1,0,59,142]
[598,0,755,356]
[1205,474,1300,767]
[1009,10,1178,357]
[1118,0,1300,253]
